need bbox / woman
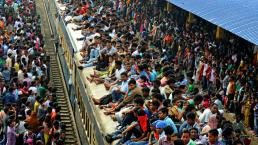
[242,96,251,127]
[6,119,17,145]
[201,114,218,134]
[25,112,40,133]
[43,115,52,144]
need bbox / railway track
[35,0,80,144]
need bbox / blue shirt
[2,69,11,81]
[254,104,258,117]
[2,44,8,56]
[210,141,225,145]
[3,92,16,105]
[179,121,200,135]
[163,116,178,134]
[150,70,158,82]
[120,80,128,93]
[139,71,149,80]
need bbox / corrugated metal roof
[167,0,258,45]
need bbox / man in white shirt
[17,66,24,82]
[199,103,222,124]
[104,61,125,90]
[28,81,38,94]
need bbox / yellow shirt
[34,101,40,113]
[6,57,12,69]
[14,63,19,72]
[108,62,115,76]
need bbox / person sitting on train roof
[104,79,143,115]
[116,98,151,145]
[78,28,101,53]
[61,1,257,144]
[78,37,102,69]
[86,54,116,84]
[76,25,95,41]
[103,60,125,90]
[99,39,118,56]
[64,2,89,23]
[111,89,153,123]
[92,72,129,106]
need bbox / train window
[58,25,61,36]
[92,130,96,145]
[89,122,92,144]
[79,94,82,111]
[91,125,95,144]
[86,115,89,135]
[70,57,73,70]
[73,63,76,86]
[82,104,85,123]
[84,109,87,125]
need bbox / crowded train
[47,0,257,145]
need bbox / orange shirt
[51,111,57,121]
[164,35,172,43]
[0,20,4,30]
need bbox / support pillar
[167,2,172,11]
[216,26,224,40]
[187,12,194,23]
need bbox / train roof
[56,3,118,137]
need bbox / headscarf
[201,114,218,135]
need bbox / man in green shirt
[38,83,47,98]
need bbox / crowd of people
[0,0,68,145]
[62,0,257,145]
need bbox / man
[3,88,16,106]
[5,53,12,69]
[78,36,102,68]
[181,129,196,145]
[158,107,178,134]
[179,112,200,135]
[189,128,208,145]
[155,120,166,139]
[76,25,95,41]
[232,114,247,135]
[2,66,11,82]
[208,129,225,145]
[119,108,150,145]
[92,72,128,105]
[104,60,125,90]
[99,39,117,56]
[104,79,142,115]
[158,126,177,145]
[199,103,220,124]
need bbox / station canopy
[167,0,258,45]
